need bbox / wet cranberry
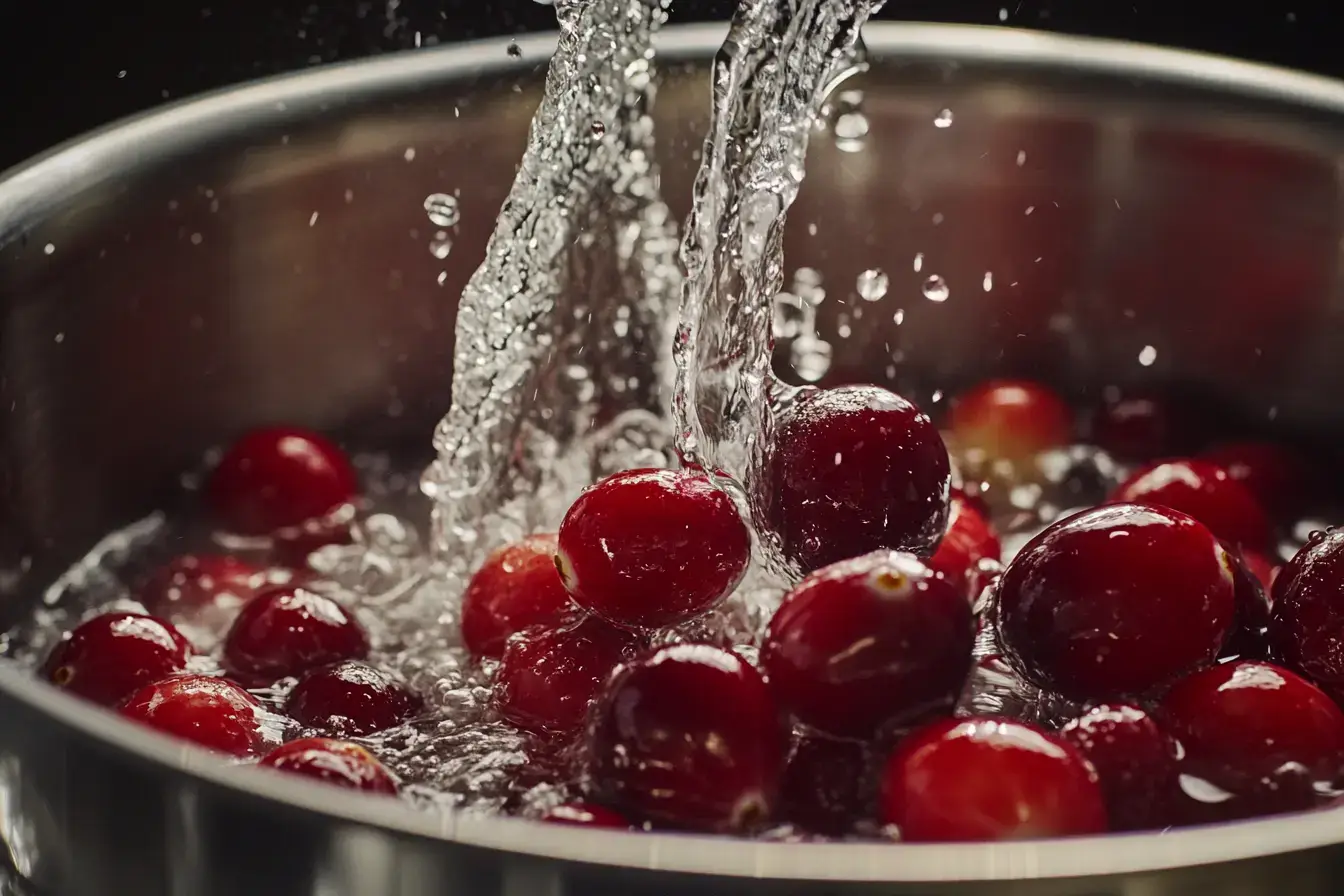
[779,736,873,835]
[948,379,1072,464]
[461,534,574,658]
[1160,660,1344,820]
[272,516,356,568]
[541,803,629,828]
[121,675,275,756]
[761,551,973,737]
[222,585,369,685]
[927,493,1001,602]
[1269,529,1344,702]
[1109,458,1271,549]
[996,504,1236,701]
[207,426,359,536]
[259,738,398,794]
[1222,544,1273,660]
[880,717,1106,842]
[765,385,951,573]
[1089,392,1170,462]
[586,644,786,832]
[493,616,644,737]
[556,469,750,629]
[1059,705,1178,831]
[1242,548,1279,592]
[285,661,420,736]
[137,554,266,612]
[43,612,194,707]
[1201,441,1305,519]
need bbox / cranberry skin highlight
[996,503,1236,701]
[556,469,750,629]
[586,644,786,832]
[761,551,973,737]
[461,534,574,658]
[121,675,276,757]
[880,717,1107,842]
[43,612,193,707]
[541,803,629,828]
[223,585,370,685]
[1059,704,1179,831]
[1269,529,1344,701]
[259,738,398,794]
[765,385,951,573]
[949,379,1072,463]
[1109,458,1271,549]
[285,661,420,736]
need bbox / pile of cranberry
[37,378,1344,844]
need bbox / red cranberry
[996,503,1236,701]
[1222,544,1273,660]
[541,803,629,828]
[1160,660,1344,819]
[137,554,266,612]
[948,379,1072,463]
[556,469,750,629]
[207,426,359,536]
[461,534,574,658]
[43,612,194,707]
[1109,458,1271,549]
[586,644,786,832]
[927,492,1001,601]
[272,516,356,568]
[121,675,276,756]
[880,717,1106,842]
[1201,441,1305,519]
[1059,704,1178,831]
[493,616,645,737]
[764,385,951,573]
[779,736,873,835]
[761,551,973,737]
[285,661,420,736]
[223,585,369,685]
[1242,548,1279,592]
[259,738,398,794]
[1269,529,1344,702]
[1089,391,1170,461]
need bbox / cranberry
[1242,548,1279,592]
[1109,458,1271,549]
[880,717,1106,842]
[461,534,574,658]
[272,516,356,568]
[285,661,420,736]
[259,738,398,794]
[948,379,1072,464]
[761,551,973,737]
[586,644,786,832]
[43,612,194,707]
[541,803,629,828]
[222,585,369,685]
[137,554,266,612]
[1269,529,1344,702]
[996,504,1236,701]
[764,385,951,573]
[556,469,750,629]
[1089,391,1170,462]
[1059,704,1178,831]
[1222,544,1273,661]
[1160,660,1344,819]
[121,675,276,756]
[207,426,359,536]
[779,736,873,835]
[1200,441,1305,519]
[493,616,644,737]
[927,492,1001,601]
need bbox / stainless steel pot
[4,22,1344,896]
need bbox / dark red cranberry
[461,534,574,658]
[948,379,1072,464]
[1269,529,1344,702]
[1160,660,1344,820]
[121,675,276,756]
[880,717,1106,842]
[927,492,1001,601]
[764,385,951,573]
[1059,704,1178,831]
[1201,441,1305,519]
[285,661,420,736]
[1222,544,1273,660]
[761,551,973,737]
[207,426,359,536]
[556,469,750,628]
[1109,458,1271,549]
[541,803,629,828]
[1088,391,1171,462]
[779,736,873,835]
[222,585,369,685]
[1242,548,1279,592]
[586,644,786,832]
[272,515,356,568]
[259,738,398,794]
[43,613,193,707]
[493,616,645,737]
[137,554,266,612]
[996,503,1236,701]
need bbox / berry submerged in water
[137,554,267,613]
[222,585,370,685]
[121,675,276,757]
[926,491,1001,602]
[43,612,194,707]
[259,738,398,794]
[1059,704,1178,831]
[461,534,574,659]
[1268,529,1344,703]
[285,660,420,736]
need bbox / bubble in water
[791,337,833,382]
[829,89,868,153]
[429,232,453,260]
[591,120,607,138]
[791,267,826,306]
[934,108,954,128]
[772,292,813,339]
[506,42,522,58]
[423,193,460,228]
[856,268,889,302]
[922,274,950,302]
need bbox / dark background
[2,1,1340,171]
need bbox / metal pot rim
[4,21,1344,882]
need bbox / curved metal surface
[3,22,1344,896]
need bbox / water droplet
[1138,345,1157,367]
[43,243,54,256]
[424,193,460,227]
[833,112,869,152]
[982,271,993,292]
[772,292,812,339]
[934,108,954,128]
[856,268,889,302]
[912,252,924,273]
[430,232,453,259]
[506,42,522,58]
[591,120,607,138]
[791,337,833,382]
[922,274,949,302]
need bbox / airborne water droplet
[506,42,522,58]
[423,193,460,228]
[591,120,607,138]
[922,274,950,302]
[856,268,889,302]
[429,232,453,259]
[934,108,954,128]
